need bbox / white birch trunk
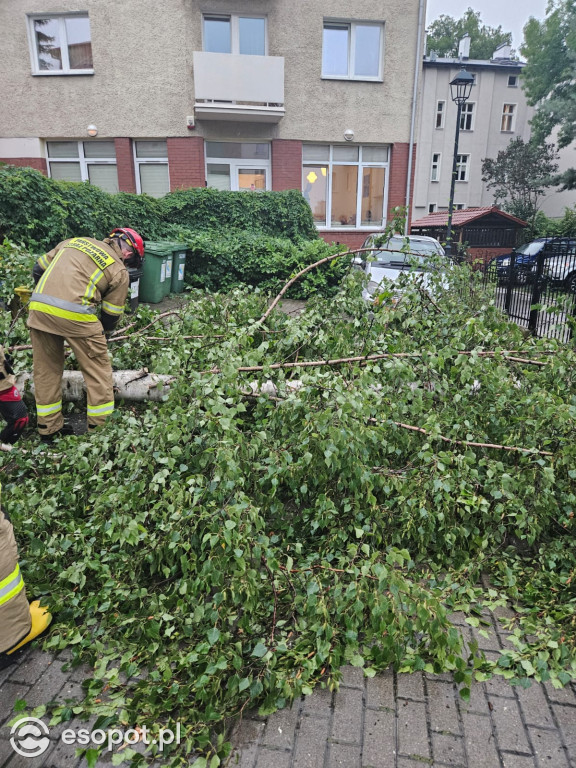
[15,370,175,402]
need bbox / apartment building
[411,39,533,223]
[0,0,425,248]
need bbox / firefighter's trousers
[29,328,114,435]
[0,507,30,654]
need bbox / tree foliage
[521,0,576,188]
[2,250,576,765]
[481,138,559,225]
[426,8,512,59]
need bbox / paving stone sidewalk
[1,609,575,768]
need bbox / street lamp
[444,68,474,258]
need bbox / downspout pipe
[404,0,426,235]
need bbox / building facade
[411,42,533,224]
[0,0,426,248]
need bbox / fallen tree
[15,369,175,402]
[1,256,575,766]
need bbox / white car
[356,234,446,302]
[543,252,576,293]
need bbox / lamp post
[444,68,474,258]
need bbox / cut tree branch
[369,417,554,456]
[205,349,548,375]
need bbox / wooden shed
[411,206,528,263]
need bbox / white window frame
[430,153,441,182]
[322,20,384,81]
[501,103,517,132]
[205,142,272,192]
[133,141,170,197]
[459,102,475,131]
[456,154,470,182]
[435,100,445,129]
[507,75,518,87]
[428,203,437,214]
[46,141,117,189]
[202,14,267,55]
[27,13,93,75]
[302,144,390,230]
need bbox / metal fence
[483,244,576,342]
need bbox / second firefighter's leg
[0,507,31,655]
[0,387,29,444]
[0,506,52,666]
[29,328,65,436]
[67,333,114,430]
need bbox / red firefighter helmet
[110,228,145,268]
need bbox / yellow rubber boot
[6,600,52,655]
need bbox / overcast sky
[425,0,550,53]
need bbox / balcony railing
[193,51,285,123]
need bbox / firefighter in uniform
[27,228,145,442]
[0,481,51,669]
[0,346,29,445]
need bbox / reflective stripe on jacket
[27,237,129,338]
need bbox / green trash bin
[170,247,187,294]
[140,241,172,303]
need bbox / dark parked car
[491,237,576,285]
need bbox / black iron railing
[484,245,576,342]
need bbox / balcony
[193,51,285,123]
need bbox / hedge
[180,228,346,298]
[0,165,317,251]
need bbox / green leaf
[85,749,100,768]
[252,642,268,658]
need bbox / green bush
[0,166,318,251]
[181,228,346,298]
[0,238,36,302]
[160,187,318,242]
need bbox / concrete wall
[0,0,420,144]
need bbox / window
[205,142,270,191]
[302,144,389,228]
[508,75,518,87]
[46,141,118,193]
[322,21,384,80]
[435,101,445,129]
[28,14,93,74]
[428,203,437,214]
[459,102,475,131]
[456,154,470,182]
[501,104,516,132]
[203,15,266,55]
[134,141,170,198]
[454,204,465,210]
[430,153,441,182]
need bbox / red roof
[411,206,527,228]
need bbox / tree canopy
[481,138,559,225]
[426,8,512,60]
[521,0,576,189]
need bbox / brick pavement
[0,611,574,767]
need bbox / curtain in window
[139,165,169,198]
[87,164,119,194]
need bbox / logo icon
[10,717,51,758]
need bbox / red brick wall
[0,157,47,174]
[167,137,205,191]
[115,138,136,193]
[318,231,374,250]
[387,142,414,219]
[271,140,302,190]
